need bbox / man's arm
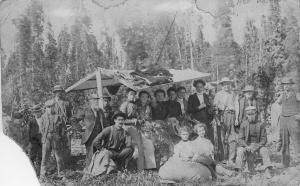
[92,127,110,150]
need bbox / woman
[159,126,212,183]
[136,90,152,121]
[136,90,156,169]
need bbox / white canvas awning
[66,68,210,93]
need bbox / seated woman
[192,123,235,178]
[159,126,212,183]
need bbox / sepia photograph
[0,0,300,185]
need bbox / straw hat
[242,85,256,92]
[219,77,233,85]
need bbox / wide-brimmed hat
[281,78,295,85]
[53,85,65,93]
[112,111,127,120]
[88,94,100,100]
[44,100,55,107]
[219,77,234,85]
[242,85,256,92]
[245,106,257,112]
[30,104,43,113]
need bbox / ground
[39,138,300,186]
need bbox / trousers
[27,142,42,175]
[40,133,65,177]
[222,111,236,161]
[110,147,134,170]
[235,146,271,171]
[278,115,300,167]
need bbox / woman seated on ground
[159,126,213,183]
[192,123,235,177]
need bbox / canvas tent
[66,67,210,108]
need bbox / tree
[44,21,58,89]
[212,0,242,79]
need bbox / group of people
[13,75,300,183]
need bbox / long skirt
[159,157,212,182]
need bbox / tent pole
[96,67,104,109]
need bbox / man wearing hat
[235,106,272,177]
[40,100,66,179]
[83,112,133,177]
[102,92,114,128]
[277,78,300,167]
[49,85,73,160]
[214,77,239,163]
[238,85,259,123]
[81,93,105,167]
[26,104,43,175]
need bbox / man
[50,85,72,161]
[277,78,300,167]
[238,85,258,123]
[40,100,66,179]
[81,94,105,167]
[165,87,182,118]
[187,79,213,142]
[92,112,134,171]
[102,93,114,128]
[235,106,272,177]
[27,104,43,176]
[176,86,188,116]
[151,89,168,121]
[214,77,239,164]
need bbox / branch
[194,0,216,18]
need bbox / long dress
[159,140,212,182]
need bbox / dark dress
[152,101,168,121]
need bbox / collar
[196,92,204,95]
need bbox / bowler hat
[242,85,256,92]
[53,85,65,93]
[281,78,295,85]
[112,111,127,120]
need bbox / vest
[282,92,299,117]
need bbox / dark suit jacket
[40,113,61,144]
[81,109,104,145]
[165,100,182,118]
[187,93,212,123]
[238,120,267,147]
[176,98,188,114]
[28,118,41,145]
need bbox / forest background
[1,0,300,115]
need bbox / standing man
[102,93,114,128]
[81,94,105,167]
[277,78,300,167]
[176,86,188,116]
[214,77,239,164]
[51,85,72,161]
[40,100,66,179]
[27,104,43,175]
[187,79,213,142]
[165,87,182,118]
[236,106,272,177]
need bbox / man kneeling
[83,112,134,179]
[235,106,272,177]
